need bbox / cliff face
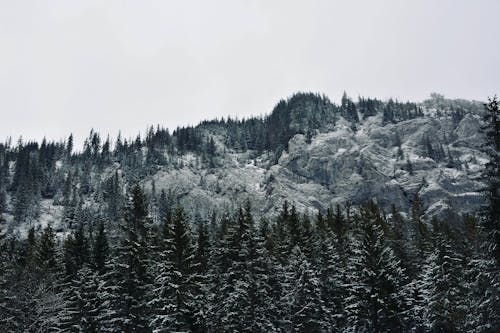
[143,108,486,221]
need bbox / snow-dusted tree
[149,205,196,332]
[345,202,408,333]
[286,246,325,333]
[482,96,500,264]
[208,202,278,332]
[460,215,499,332]
[0,214,16,331]
[63,222,89,278]
[311,230,347,330]
[99,185,151,332]
[213,206,253,332]
[92,222,109,275]
[59,266,103,332]
[187,219,208,332]
[421,230,468,332]
[244,203,277,332]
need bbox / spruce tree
[191,219,211,332]
[421,228,468,332]
[63,222,89,278]
[149,206,196,332]
[99,185,151,332]
[345,202,407,333]
[0,213,16,330]
[92,222,109,275]
[482,96,500,264]
[311,229,346,330]
[287,246,325,333]
[60,266,102,332]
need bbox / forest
[0,189,498,332]
[0,94,498,332]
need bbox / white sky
[0,0,499,148]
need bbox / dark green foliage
[93,222,109,275]
[341,91,359,126]
[0,198,498,332]
[150,206,197,332]
[99,185,151,332]
[288,247,325,333]
[345,202,407,333]
[60,266,102,332]
[482,96,500,264]
[36,224,57,273]
[422,230,468,332]
[63,222,89,278]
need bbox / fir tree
[482,96,500,264]
[60,266,102,332]
[149,206,196,332]
[287,246,325,333]
[92,222,109,275]
[345,202,407,333]
[421,231,468,332]
[99,185,151,332]
[63,222,89,278]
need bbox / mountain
[0,92,487,236]
[1,92,498,333]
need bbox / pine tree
[99,185,151,332]
[421,230,468,332]
[482,96,500,264]
[244,201,277,332]
[216,207,253,332]
[0,213,16,331]
[345,202,407,333]
[287,246,325,333]
[66,134,74,158]
[191,219,211,332]
[63,222,89,278]
[36,224,57,274]
[149,206,196,332]
[311,229,346,330]
[93,222,109,275]
[460,216,500,332]
[60,266,102,332]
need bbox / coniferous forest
[0,94,499,332]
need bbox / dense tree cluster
[0,186,498,332]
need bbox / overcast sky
[1,0,499,148]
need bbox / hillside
[0,92,488,236]
[0,92,498,333]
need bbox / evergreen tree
[0,213,16,330]
[421,231,468,332]
[311,229,346,330]
[345,202,407,333]
[150,206,196,332]
[60,266,102,332]
[287,246,325,333]
[93,222,109,275]
[36,224,57,274]
[66,134,74,158]
[99,185,151,332]
[482,96,500,264]
[63,222,89,278]
[191,218,211,332]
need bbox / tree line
[0,186,498,332]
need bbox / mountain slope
[0,93,488,235]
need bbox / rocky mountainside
[144,106,486,220]
[0,92,487,236]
